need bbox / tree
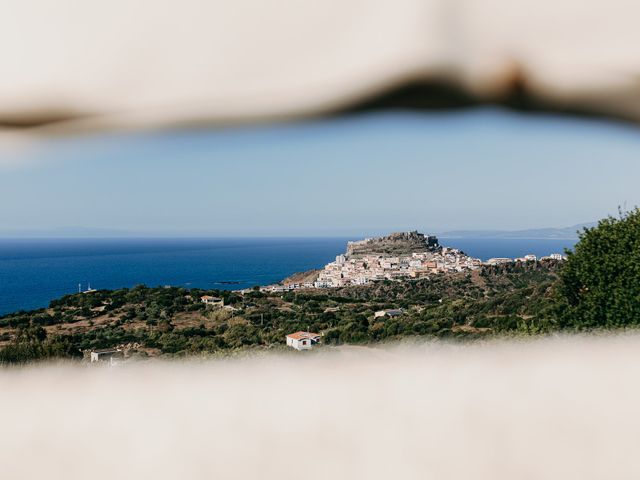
[558,208,640,328]
[224,324,260,348]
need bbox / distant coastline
[438,223,594,240]
[0,222,595,240]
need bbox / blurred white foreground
[1,336,639,479]
[2,0,640,142]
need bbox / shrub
[558,208,640,328]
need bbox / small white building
[201,295,224,308]
[486,258,512,265]
[286,331,321,351]
[90,349,123,364]
[524,254,537,261]
[374,309,404,318]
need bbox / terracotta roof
[286,331,320,340]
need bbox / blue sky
[1,108,639,236]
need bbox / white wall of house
[291,338,312,350]
[286,336,314,350]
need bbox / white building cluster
[486,253,566,265]
[313,246,482,288]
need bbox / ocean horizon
[0,237,576,316]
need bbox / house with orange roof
[286,331,321,351]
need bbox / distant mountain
[438,223,596,240]
[0,223,597,240]
[0,226,135,238]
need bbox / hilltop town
[258,231,564,293]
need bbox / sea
[0,237,576,316]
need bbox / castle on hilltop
[311,231,480,288]
[346,231,440,258]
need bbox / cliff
[282,269,320,286]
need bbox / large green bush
[559,209,640,327]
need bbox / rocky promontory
[346,231,440,258]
